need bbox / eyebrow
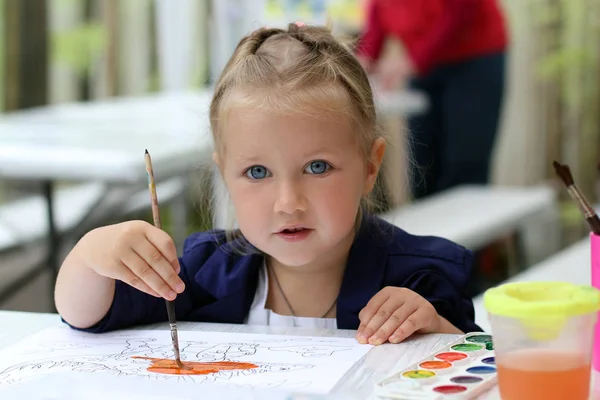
[230,146,345,165]
[231,155,263,164]
[301,146,345,158]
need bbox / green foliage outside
[52,23,107,75]
[530,0,598,106]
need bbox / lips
[280,227,305,233]
[275,226,313,242]
[277,225,308,233]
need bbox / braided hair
[209,23,379,159]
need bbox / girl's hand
[79,221,185,300]
[356,287,442,345]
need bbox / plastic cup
[484,281,600,400]
[590,232,600,373]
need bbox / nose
[274,179,307,215]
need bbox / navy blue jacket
[68,215,480,334]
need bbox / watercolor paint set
[374,332,496,399]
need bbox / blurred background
[0,0,599,314]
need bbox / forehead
[220,108,358,158]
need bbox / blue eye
[305,160,330,175]
[245,165,270,180]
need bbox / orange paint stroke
[131,356,258,376]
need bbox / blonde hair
[208,23,386,249]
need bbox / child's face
[216,108,382,268]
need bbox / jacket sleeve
[406,270,481,333]
[403,251,481,334]
[62,233,217,333]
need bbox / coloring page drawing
[0,327,371,395]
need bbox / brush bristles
[553,160,600,234]
[552,160,575,186]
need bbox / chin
[265,248,319,268]
[279,256,317,268]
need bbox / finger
[358,299,403,344]
[357,292,389,338]
[145,228,181,273]
[121,249,177,300]
[117,260,161,298]
[370,303,417,345]
[358,290,389,323]
[361,299,404,345]
[133,238,184,294]
[390,308,429,344]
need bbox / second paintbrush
[144,149,183,368]
[553,160,600,234]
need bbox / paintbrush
[144,149,184,368]
[553,160,600,234]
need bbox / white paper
[0,374,356,400]
[0,327,371,396]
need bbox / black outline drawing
[0,334,366,390]
[0,357,313,387]
[266,344,354,357]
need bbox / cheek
[228,179,268,201]
[315,173,364,213]
[230,197,267,249]
[225,180,270,223]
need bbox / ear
[363,137,386,195]
[212,152,221,169]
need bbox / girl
[55,23,480,346]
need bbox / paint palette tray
[374,332,496,399]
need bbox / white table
[380,184,558,255]
[0,310,479,399]
[0,91,214,182]
[0,91,215,302]
[11,310,600,399]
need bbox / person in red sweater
[356,0,508,199]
